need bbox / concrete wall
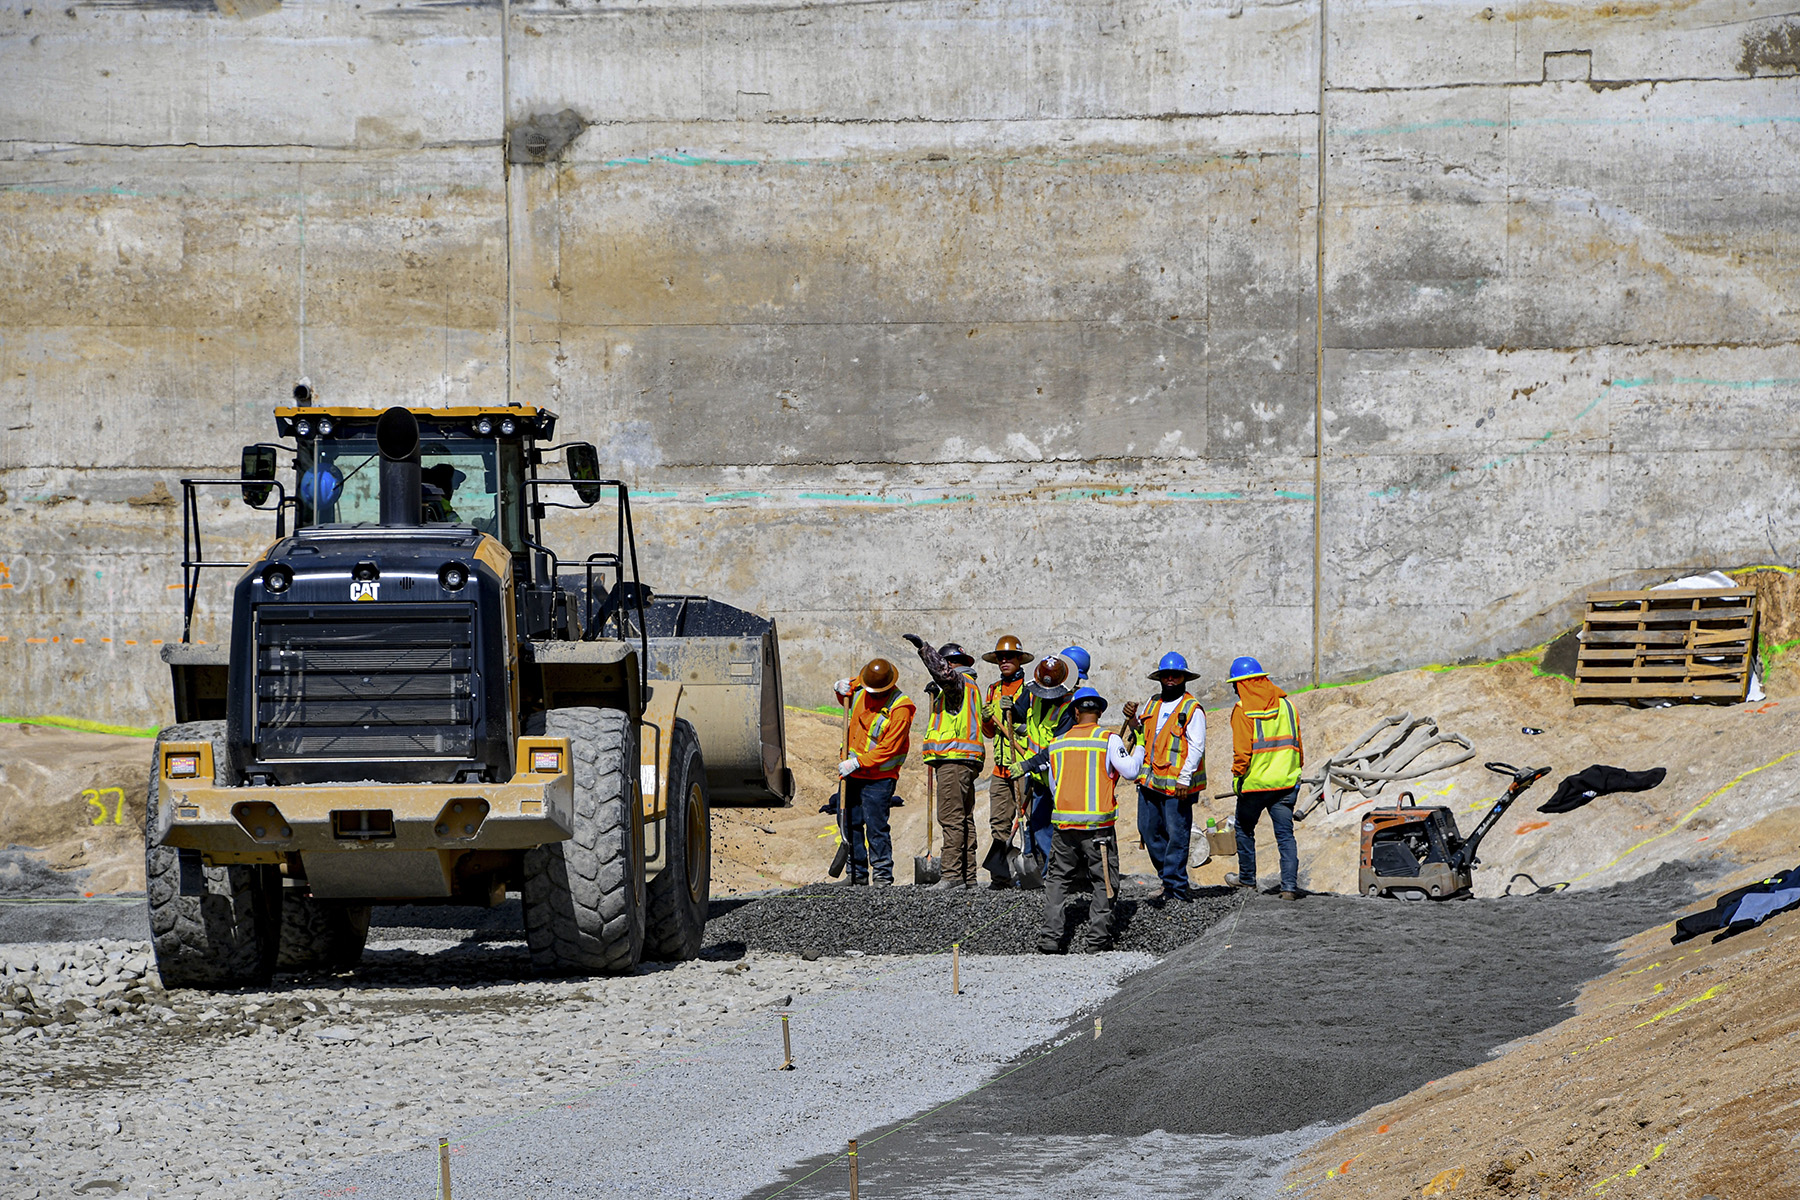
[1,0,1795,727]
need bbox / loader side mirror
[240,445,278,507]
[565,443,604,506]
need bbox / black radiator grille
[254,604,478,760]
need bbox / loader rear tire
[521,707,645,975]
[277,892,371,972]
[144,721,281,990]
[645,718,709,962]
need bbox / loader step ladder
[1573,587,1757,703]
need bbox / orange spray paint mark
[1515,821,1549,834]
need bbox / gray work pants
[1040,826,1119,950]
[931,759,981,885]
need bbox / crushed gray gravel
[705,879,1239,957]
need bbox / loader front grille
[254,603,478,761]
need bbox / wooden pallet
[1573,587,1758,702]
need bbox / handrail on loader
[178,477,288,644]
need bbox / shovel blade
[1010,845,1043,890]
[914,854,942,886]
[829,841,850,878]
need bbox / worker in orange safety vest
[831,658,916,886]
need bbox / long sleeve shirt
[1230,677,1302,780]
[832,684,916,780]
[911,640,968,714]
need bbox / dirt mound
[0,722,150,895]
[1287,810,1800,1199]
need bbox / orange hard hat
[983,635,1031,665]
[858,658,898,692]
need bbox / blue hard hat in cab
[1060,645,1091,677]
[1227,656,1267,682]
[1150,652,1200,681]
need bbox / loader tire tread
[521,707,644,975]
[277,894,371,972]
[145,721,280,990]
[644,718,709,962]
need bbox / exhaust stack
[376,406,422,527]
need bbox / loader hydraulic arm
[1452,762,1552,873]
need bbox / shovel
[913,766,942,886]
[828,697,853,878]
[1007,808,1043,890]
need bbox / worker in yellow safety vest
[903,635,986,889]
[1126,651,1206,903]
[831,658,916,886]
[978,635,1033,888]
[1015,687,1143,952]
[1002,653,1082,876]
[1226,656,1303,900]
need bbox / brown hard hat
[858,658,898,692]
[1032,654,1069,691]
[983,635,1032,664]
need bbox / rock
[312,1026,361,1043]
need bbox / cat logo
[350,580,380,602]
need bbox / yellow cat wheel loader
[149,392,790,989]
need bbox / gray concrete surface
[1,0,1796,725]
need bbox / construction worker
[1016,688,1143,952]
[979,635,1033,888]
[1127,651,1206,903]
[832,658,916,886]
[1226,656,1303,900]
[1060,645,1091,683]
[903,635,985,889]
[1005,653,1080,872]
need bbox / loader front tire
[144,721,281,990]
[645,718,710,962]
[277,892,371,972]
[522,707,645,975]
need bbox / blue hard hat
[1069,686,1107,714]
[1150,651,1200,682]
[1227,656,1267,682]
[300,466,340,509]
[1059,645,1091,678]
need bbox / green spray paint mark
[0,714,159,739]
[628,490,678,500]
[703,491,767,503]
[1167,491,1244,501]
[1273,490,1315,500]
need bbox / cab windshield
[296,433,527,552]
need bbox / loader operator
[1015,688,1142,953]
[1005,652,1082,873]
[833,659,916,887]
[903,635,986,890]
[1130,652,1206,903]
[1226,656,1303,901]
[978,635,1033,889]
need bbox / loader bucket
[643,596,792,805]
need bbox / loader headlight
[530,748,563,773]
[475,416,494,436]
[317,416,334,437]
[295,418,313,438]
[263,564,293,594]
[499,416,518,436]
[165,753,200,779]
[438,562,468,591]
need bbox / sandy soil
[0,723,149,895]
[1286,807,1800,1199]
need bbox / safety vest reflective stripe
[1025,696,1068,753]
[1243,698,1301,791]
[986,680,1028,777]
[1050,735,1118,827]
[1142,694,1204,795]
[846,689,911,774]
[924,676,984,761]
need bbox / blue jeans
[1235,786,1299,893]
[846,776,897,883]
[1137,786,1195,897]
[1025,780,1055,869]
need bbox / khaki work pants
[931,759,981,885]
[987,771,1024,845]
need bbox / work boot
[988,874,1012,890]
[1225,872,1257,890]
[926,878,960,891]
[1280,891,1299,901]
[871,877,893,887]
[1034,936,1063,955]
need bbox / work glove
[834,678,855,699]
[838,757,859,778]
[1121,700,1142,733]
[901,633,925,650]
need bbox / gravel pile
[1,940,161,1043]
[706,880,1240,957]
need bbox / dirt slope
[1287,808,1800,1200]
[0,722,150,894]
